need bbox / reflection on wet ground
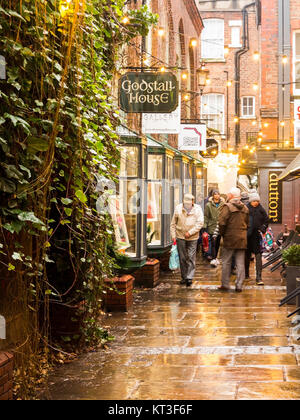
[44,257,300,400]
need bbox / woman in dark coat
[245,192,269,285]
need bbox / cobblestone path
[44,257,300,400]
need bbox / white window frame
[201,93,225,134]
[293,31,300,95]
[229,20,242,48]
[241,96,255,118]
[201,19,224,60]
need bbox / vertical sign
[268,171,282,223]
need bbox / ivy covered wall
[0,0,156,398]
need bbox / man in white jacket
[170,194,204,286]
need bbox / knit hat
[212,189,220,196]
[183,193,195,204]
[241,191,249,199]
[249,192,260,202]
[229,187,241,198]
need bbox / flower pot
[286,266,300,305]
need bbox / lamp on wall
[196,67,210,96]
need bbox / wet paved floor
[44,257,300,400]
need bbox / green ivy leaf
[75,190,87,204]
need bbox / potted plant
[104,243,135,312]
[282,244,300,305]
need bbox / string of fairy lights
[57,2,295,165]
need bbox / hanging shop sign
[178,124,206,151]
[119,72,178,114]
[268,171,282,224]
[200,138,219,158]
[294,100,300,148]
[142,99,181,134]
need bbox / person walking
[203,190,225,267]
[245,192,269,285]
[171,194,204,287]
[218,187,249,292]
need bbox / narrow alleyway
[44,257,300,400]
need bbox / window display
[147,182,162,246]
[120,146,139,177]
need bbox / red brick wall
[0,352,13,400]
[200,9,260,150]
[260,0,279,142]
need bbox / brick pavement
[44,256,300,400]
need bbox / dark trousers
[211,235,221,260]
[177,239,198,281]
[245,250,262,280]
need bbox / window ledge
[203,58,226,63]
[240,116,256,120]
[229,44,242,48]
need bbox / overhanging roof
[277,152,300,182]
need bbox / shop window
[110,179,138,257]
[201,94,224,133]
[147,182,162,246]
[294,32,300,93]
[241,96,255,118]
[229,20,242,48]
[201,19,224,60]
[148,155,163,180]
[120,146,139,177]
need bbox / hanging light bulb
[224,45,230,55]
[253,51,260,61]
[160,66,166,73]
[206,77,211,85]
[158,27,165,37]
[184,94,190,101]
[143,57,150,67]
[227,80,232,87]
[190,38,198,47]
[282,55,288,64]
[234,116,239,123]
[280,121,285,127]
[252,120,257,126]
[181,72,188,80]
[252,82,259,91]
[263,122,269,128]
[121,16,130,24]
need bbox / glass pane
[148,155,163,180]
[174,184,181,208]
[296,62,300,90]
[231,26,240,46]
[147,182,162,246]
[167,157,173,181]
[296,33,300,60]
[110,180,137,257]
[174,161,181,179]
[120,146,139,177]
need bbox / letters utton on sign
[119,72,179,114]
[268,171,282,224]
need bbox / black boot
[255,254,264,285]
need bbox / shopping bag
[169,244,180,271]
[202,231,209,253]
[261,227,274,252]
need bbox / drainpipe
[234,2,256,147]
[278,0,290,146]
